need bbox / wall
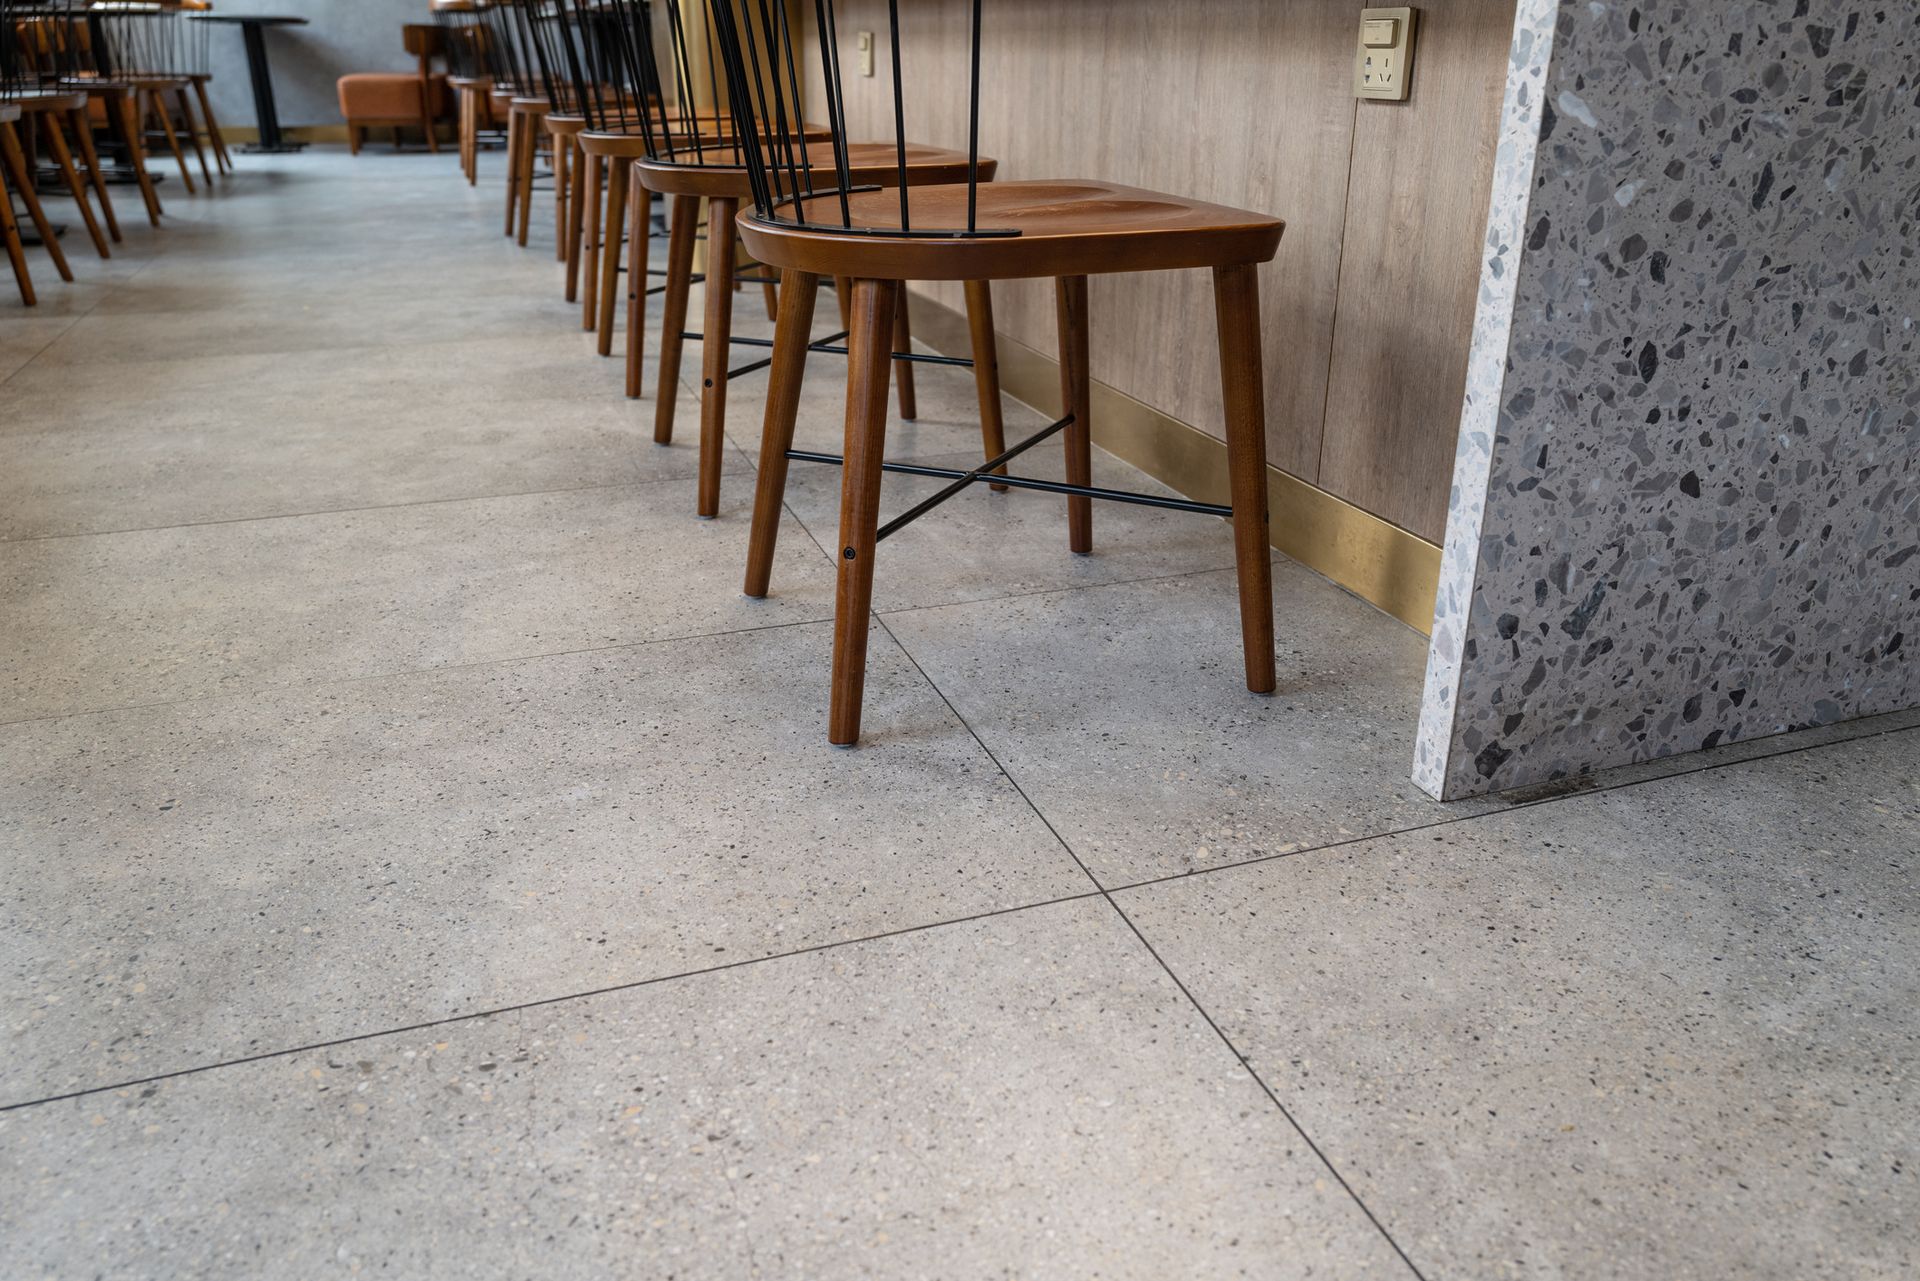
[1416,0,1920,799]
[804,0,1516,548]
[200,0,429,132]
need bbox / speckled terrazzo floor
[2,150,1915,1280]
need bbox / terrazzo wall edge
[1417,0,1920,800]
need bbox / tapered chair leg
[40,114,109,259]
[1212,262,1276,694]
[593,157,629,354]
[114,92,163,224]
[175,88,213,186]
[68,108,122,243]
[552,132,568,262]
[0,122,72,282]
[579,150,602,329]
[502,108,520,236]
[828,278,901,746]
[149,90,195,195]
[565,139,587,301]
[696,196,740,517]
[891,287,917,420]
[0,163,34,304]
[623,180,653,399]
[192,78,231,173]
[1054,275,1093,553]
[651,194,699,443]
[834,276,851,329]
[515,118,536,247]
[963,280,1008,490]
[744,268,820,597]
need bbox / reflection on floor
[2,150,1914,1280]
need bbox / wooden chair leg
[113,92,162,224]
[552,132,568,263]
[744,267,820,597]
[1054,274,1093,554]
[0,160,34,305]
[192,78,231,173]
[501,108,520,236]
[68,108,121,243]
[963,280,1008,491]
[0,122,72,282]
[696,195,740,517]
[1213,262,1276,694]
[175,88,212,186]
[623,181,653,399]
[829,278,901,746]
[834,276,851,329]
[564,138,587,302]
[593,157,628,355]
[149,90,195,195]
[891,287,917,420]
[348,123,363,155]
[579,150,602,330]
[651,193,699,443]
[40,113,109,259]
[515,117,536,248]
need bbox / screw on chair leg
[652,193,699,444]
[829,278,901,747]
[696,196,740,517]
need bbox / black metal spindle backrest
[91,1,188,80]
[0,0,23,98]
[478,0,541,95]
[577,0,751,164]
[434,2,490,83]
[711,0,1005,240]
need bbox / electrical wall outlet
[857,30,875,77]
[1355,7,1417,101]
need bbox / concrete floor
[1,149,1916,1279]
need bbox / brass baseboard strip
[910,296,1441,633]
[221,125,353,144]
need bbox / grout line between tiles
[0,889,1110,1116]
[870,612,1432,1280]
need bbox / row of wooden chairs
[3,1,231,306]
[454,0,1284,746]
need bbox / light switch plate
[1355,7,1417,101]
[857,31,875,77]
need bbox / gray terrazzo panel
[1419,0,1919,799]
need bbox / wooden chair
[16,7,164,226]
[0,100,38,304]
[8,7,125,244]
[434,0,498,185]
[91,4,208,196]
[11,89,113,259]
[599,0,1006,522]
[717,0,1285,744]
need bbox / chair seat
[10,90,89,114]
[737,178,1284,282]
[635,141,996,199]
[338,72,451,120]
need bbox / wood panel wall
[803,0,1514,542]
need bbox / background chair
[717,0,1285,745]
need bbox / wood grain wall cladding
[803,0,1513,543]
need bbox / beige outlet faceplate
[1355,7,1417,101]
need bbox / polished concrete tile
[0,622,1092,1106]
[0,899,1405,1280]
[1119,729,1920,1281]
[0,479,835,722]
[0,386,739,540]
[884,560,1491,884]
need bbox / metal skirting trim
[908,295,1442,634]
